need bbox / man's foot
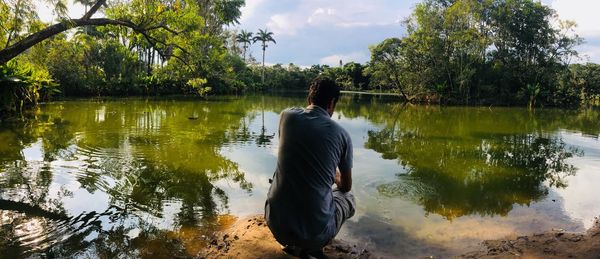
[282,245,328,259]
[300,249,328,259]
[282,245,302,257]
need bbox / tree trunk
[242,44,247,62]
[147,47,151,75]
[262,45,266,84]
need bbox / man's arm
[335,169,352,193]
[336,130,353,193]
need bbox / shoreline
[198,215,375,258]
[198,215,600,258]
[457,216,600,258]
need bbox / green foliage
[213,0,245,25]
[367,38,414,98]
[0,0,255,98]
[187,78,211,96]
[255,64,315,91]
[319,63,370,91]
[2,0,598,110]
[367,0,588,106]
[568,63,600,105]
[46,35,147,96]
[0,60,58,114]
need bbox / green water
[1,94,599,257]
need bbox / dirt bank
[198,215,376,258]
[198,215,600,258]
[458,217,600,259]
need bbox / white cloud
[266,13,305,36]
[336,22,373,28]
[259,0,408,37]
[239,0,417,65]
[240,0,267,23]
[552,0,600,37]
[305,3,403,28]
[307,7,336,24]
[319,51,369,66]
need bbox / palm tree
[253,28,276,84]
[235,30,253,62]
[74,0,97,36]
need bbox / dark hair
[307,77,340,108]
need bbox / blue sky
[36,0,600,66]
[235,0,600,66]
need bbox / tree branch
[81,0,106,20]
[0,17,185,65]
[146,23,182,35]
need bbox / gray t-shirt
[265,105,353,248]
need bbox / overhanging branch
[0,17,186,65]
[0,0,186,65]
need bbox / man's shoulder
[336,123,352,141]
[280,107,306,121]
[323,117,349,143]
[281,107,304,115]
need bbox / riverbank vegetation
[1,0,600,117]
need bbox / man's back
[266,105,352,249]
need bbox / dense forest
[1,0,600,116]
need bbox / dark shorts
[266,190,356,251]
[333,189,356,236]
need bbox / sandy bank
[458,217,600,258]
[198,215,376,258]
[198,215,600,258]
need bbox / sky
[37,0,600,67]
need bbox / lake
[1,94,599,257]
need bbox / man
[265,77,355,258]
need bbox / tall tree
[236,30,253,62]
[368,38,414,101]
[253,28,276,84]
[368,0,582,106]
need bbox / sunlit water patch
[1,95,599,258]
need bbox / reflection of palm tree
[256,95,274,146]
[253,29,276,84]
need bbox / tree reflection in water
[1,95,596,256]
[364,105,585,220]
[0,98,261,257]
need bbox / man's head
[307,77,341,117]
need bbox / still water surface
[1,94,599,257]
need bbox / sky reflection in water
[0,94,599,258]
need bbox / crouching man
[265,77,355,258]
